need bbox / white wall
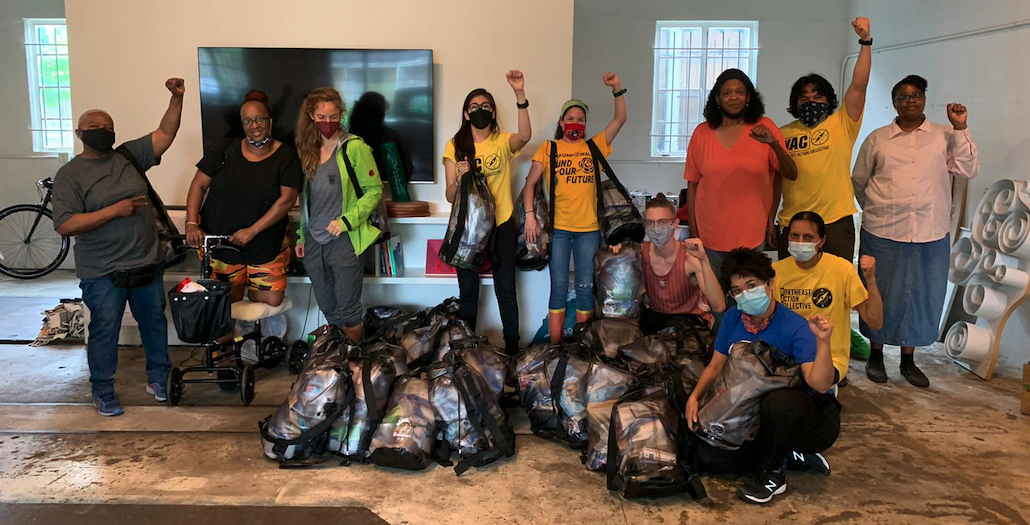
[572,0,851,195]
[0,0,67,224]
[850,0,1030,365]
[63,0,574,344]
[64,0,574,211]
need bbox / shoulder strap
[115,145,179,236]
[547,141,557,234]
[216,138,242,175]
[340,138,365,199]
[586,138,635,212]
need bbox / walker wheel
[218,369,239,391]
[167,368,183,406]
[287,341,308,374]
[260,336,285,369]
[240,365,256,405]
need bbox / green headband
[560,100,589,119]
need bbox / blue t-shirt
[715,303,817,364]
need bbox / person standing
[852,75,979,387]
[294,87,383,345]
[523,72,627,342]
[683,68,796,280]
[52,78,185,416]
[443,71,532,354]
[776,17,873,262]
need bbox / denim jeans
[80,264,171,396]
[548,229,602,314]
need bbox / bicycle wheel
[0,204,70,279]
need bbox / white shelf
[388,213,450,225]
[285,267,494,286]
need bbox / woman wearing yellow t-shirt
[523,72,628,343]
[443,71,532,354]
[771,211,884,386]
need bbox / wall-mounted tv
[198,47,434,183]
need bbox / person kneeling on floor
[52,78,186,416]
[685,248,841,504]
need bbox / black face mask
[79,128,115,152]
[468,109,493,130]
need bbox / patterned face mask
[797,101,829,128]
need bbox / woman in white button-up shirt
[852,74,979,388]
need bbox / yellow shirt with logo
[772,253,868,380]
[531,131,612,232]
[778,105,863,225]
[443,131,520,225]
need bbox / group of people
[50,14,979,506]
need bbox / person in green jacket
[294,87,383,344]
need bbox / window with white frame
[651,21,759,158]
[24,19,73,153]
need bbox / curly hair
[703,69,765,128]
[892,74,928,99]
[295,87,345,177]
[720,248,775,291]
[787,74,839,118]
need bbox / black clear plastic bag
[594,243,645,319]
[606,386,690,498]
[440,171,495,271]
[514,182,550,271]
[369,374,437,470]
[578,318,643,358]
[584,357,636,471]
[586,139,644,245]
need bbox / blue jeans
[548,229,602,314]
[80,264,171,396]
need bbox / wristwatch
[516,99,529,109]
[859,38,873,46]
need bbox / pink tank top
[641,242,713,323]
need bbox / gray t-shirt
[52,134,162,279]
[307,147,345,245]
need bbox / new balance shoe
[737,470,786,505]
[93,392,125,417]
[786,451,831,476]
[146,382,168,402]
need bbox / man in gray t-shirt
[51,78,185,416]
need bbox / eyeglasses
[644,219,675,228]
[893,92,925,102]
[241,117,271,126]
[728,280,765,299]
[468,103,493,112]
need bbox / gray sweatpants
[302,234,364,328]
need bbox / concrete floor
[1,273,1029,524]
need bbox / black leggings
[456,218,519,346]
[756,387,841,471]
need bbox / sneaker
[786,451,831,476]
[146,382,168,402]
[93,392,125,417]
[737,470,787,505]
[866,357,888,383]
[900,362,930,388]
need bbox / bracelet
[858,38,873,46]
[516,99,529,109]
[613,88,628,98]
[186,221,199,227]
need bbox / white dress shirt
[852,118,980,243]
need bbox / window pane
[40,56,59,86]
[59,87,72,116]
[42,88,60,118]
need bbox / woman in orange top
[523,72,627,342]
[684,68,796,281]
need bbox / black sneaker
[737,470,786,505]
[900,362,930,388]
[786,451,830,476]
[866,357,888,383]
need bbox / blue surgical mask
[788,241,818,263]
[797,101,829,128]
[737,286,771,316]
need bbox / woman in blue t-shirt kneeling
[686,248,840,505]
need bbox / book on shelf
[388,235,404,276]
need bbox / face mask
[563,122,586,140]
[647,224,676,247]
[788,241,819,262]
[737,286,771,316]
[247,136,271,148]
[797,101,829,128]
[79,128,115,152]
[468,109,493,130]
[315,121,340,139]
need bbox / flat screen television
[197,47,434,183]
